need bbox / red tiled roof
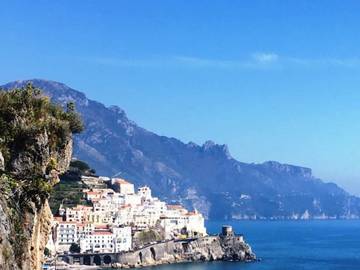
[95,224,108,229]
[93,231,113,235]
[86,191,101,195]
[54,216,64,222]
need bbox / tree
[66,101,84,133]
[70,160,96,175]
[70,160,90,172]
[44,247,51,257]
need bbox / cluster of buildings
[49,177,206,254]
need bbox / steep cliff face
[0,145,72,270]
[0,84,81,269]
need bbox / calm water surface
[107,220,360,270]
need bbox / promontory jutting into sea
[48,175,256,268]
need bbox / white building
[79,226,132,253]
[54,219,78,252]
[80,231,114,253]
[54,177,208,254]
[112,178,135,195]
[65,205,92,223]
[112,226,132,252]
[123,193,142,207]
[160,206,207,239]
[138,186,152,201]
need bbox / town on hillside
[47,176,207,255]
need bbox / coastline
[56,229,256,269]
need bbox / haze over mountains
[2,79,360,220]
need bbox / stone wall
[112,234,255,268]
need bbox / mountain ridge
[2,79,359,220]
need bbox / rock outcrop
[113,233,255,268]
[0,84,81,269]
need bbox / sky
[1,0,360,194]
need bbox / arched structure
[104,255,112,265]
[150,247,156,260]
[94,255,102,266]
[83,255,92,265]
[139,252,143,263]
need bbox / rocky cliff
[113,231,255,268]
[0,84,81,269]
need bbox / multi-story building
[112,226,132,252]
[160,206,206,239]
[112,178,135,195]
[54,219,78,252]
[66,205,92,223]
[54,177,207,254]
[80,231,114,253]
[79,226,132,253]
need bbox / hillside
[2,79,360,220]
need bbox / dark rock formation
[2,79,360,220]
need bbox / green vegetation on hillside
[0,83,84,205]
[0,83,83,176]
[70,159,96,175]
[49,160,95,213]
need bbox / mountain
[2,79,360,220]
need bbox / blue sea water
[144,220,360,270]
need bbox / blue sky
[1,0,360,194]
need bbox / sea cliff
[114,232,255,268]
[60,226,256,268]
[0,84,82,269]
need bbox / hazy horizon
[1,0,360,194]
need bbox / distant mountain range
[2,79,360,220]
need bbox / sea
[113,220,360,270]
